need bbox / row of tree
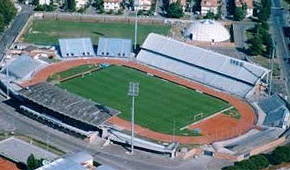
[247,0,272,56]
[223,144,290,170]
[32,0,77,12]
[0,0,17,33]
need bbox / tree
[167,2,184,18]
[204,11,215,19]
[0,14,5,33]
[0,0,17,26]
[138,10,144,15]
[233,6,246,21]
[215,5,222,20]
[249,154,270,169]
[26,154,43,170]
[65,0,76,12]
[248,35,263,55]
[271,146,290,165]
[32,0,39,5]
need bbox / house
[201,0,219,15]
[135,0,152,11]
[76,0,90,9]
[258,94,290,129]
[169,0,186,11]
[103,0,122,12]
[235,0,253,17]
[39,0,51,5]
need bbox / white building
[183,20,230,42]
[135,0,152,11]
[103,0,121,12]
[76,0,89,9]
[39,0,51,5]
[201,0,218,15]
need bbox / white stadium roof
[183,20,230,42]
[59,38,95,58]
[137,33,270,97]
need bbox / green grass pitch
[22,20,171,45]
[58,66,231,136]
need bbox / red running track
[22,58,257,144]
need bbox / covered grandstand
[18,82,120,127]
[59,38,95,58]
[1,54,42,80]
[137,33,270,97]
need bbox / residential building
[76,0,89,9]
[135,0,152,11]
[201,0,218,15]
[235,0,253,17]
[39,0,51,5]
[103,0,122,12]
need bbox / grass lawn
[47,64,99,81]
[22,20,171,45]
[58,66,230,136]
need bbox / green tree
[271,146,290,165]
[215,5,222,19]
[0,0,17,26]
[222,165,242,170]
[249,154,270,169]
[167,2,184,18]
[248,35,263,55]
[233,7,245,21]
[32,0,39,5]
[204,11,215,19]
[65,0,76,11]
[0,14,5,33]
[26,154,43,170]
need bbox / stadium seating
[137,33,270,97]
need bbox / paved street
[0,5,33,61]
[271,0,290,100]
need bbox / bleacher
[18,82,120,127]
[1,55,41,80]
[137,33,270,97]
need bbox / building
[201,0,219,15]
[135,0,152,11]
[36,151,94,170]
[76,0,90,9]
[39,0,51,5]
[258,94,290,129]
[235,0,253,17]
[59,38,95,58]
[183,20,230,42]
[137,33,270,97]
[97,37,132,57]
[103,0,121,12]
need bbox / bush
[166,2,184,18]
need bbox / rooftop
[201,0,218,7]
[59,38,95,58]
[0,157,19,170]
[235,0,253,8]
[18,82,120,127]
[97,37,132,57]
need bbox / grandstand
[18,82,120,127]
[59,38,95,58]
[1,55,42,80]
[137,33,270,97]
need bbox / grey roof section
[97,37,132,57]
[1,55,41,79]
[223,128,284,155]
[59,38,95,58]
[258,94,289,127]
[137,33,270,97]
[36,152,92,170]
[18,82,120,127]
[0,137,57,162]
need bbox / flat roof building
[97,37,132,58]
[59,38,95,58]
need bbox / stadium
[2,33,287,160]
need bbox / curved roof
[184,20,230,42]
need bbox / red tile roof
[0,158,19,170]
[170,0,186,7]
[201,0,218,7]
[235,0,253,8]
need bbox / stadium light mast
[269,40,275,96]
[134,0,138,51]
[4,42,9,99]
[128,82,139,155]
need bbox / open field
[58,65,230,136]
[21,20,171,45]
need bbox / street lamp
[128,82,139,155]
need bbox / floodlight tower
[4,42,9,99]
[128,82,139,155]
[269,40,275,96]
[134,0,138,51]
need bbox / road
[271,0,290,100]
[0,5,33,62]
[0,95,231,170]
